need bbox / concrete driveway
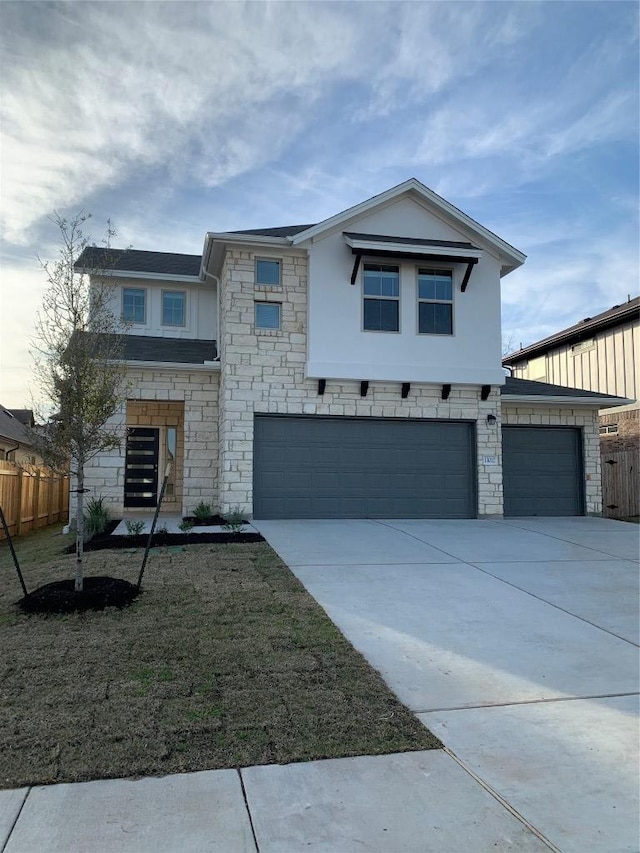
[256,517,640,853]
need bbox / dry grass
[0,526,440,789]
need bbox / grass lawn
[0,525,440,789]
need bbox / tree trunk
[75,468,84,592]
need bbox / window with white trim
[363,264,400,332]
[417,268,453,335]
[256,258,281,286]
[162,291,186,326]
[599,424,618,435]
[255,302,281,330]
[122,288,146,323]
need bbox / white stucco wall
[97,277,217,340]
[304,196,505,385]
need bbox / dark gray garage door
[253,415,476,519]
[502,426,583,517]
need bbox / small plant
[125,519,145,536]
[222,506,248,534]
[84,496,110,538]
[155,522,169,536]
[178,519,194,534]
[193,501,213,523]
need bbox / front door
[124,427,159,507]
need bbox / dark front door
[124,427,159,507]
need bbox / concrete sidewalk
[1,750,552,852]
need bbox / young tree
[31,212,129,592]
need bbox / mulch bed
[64,520,264,552]
[19,576,140,614]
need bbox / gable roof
[203,178,526,278]
[75,247,201,277]
[290,178,526,274]
[500,376,631,406]
[504,297,640,364]
[0,404,34,446]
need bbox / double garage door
[253,415,585,519]
[254,415,476,519]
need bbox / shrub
[178,519,194,533]
[84,496,110,538]
[193,501,213,523]
[222,506,248,534]
[125,519,146,536]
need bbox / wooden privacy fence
[601,448,639,519]
[0,461,69,540]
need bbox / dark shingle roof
[122,335,217,363]
[501,376,625,400]
[344,232,477,250]
[7,409,35,427]
[75,247,202,277]
[0,405,34,445]
[226,225,316,238]
[503,297,640,364]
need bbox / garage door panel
[502,427,583,517]
[254,415,476,519]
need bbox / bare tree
[31,212,129,592]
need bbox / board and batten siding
[511,319,638,401]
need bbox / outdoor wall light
[486,414,497,425]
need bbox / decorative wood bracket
[480,385,491,400]
[441,384,451,400]
[460,259,478,292]
[360,381,369,397]
[350,252,363,285]
[318,379,326,396]
[401,383,410,399]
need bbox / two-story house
[503,297,639,516]
[76,179,629,521]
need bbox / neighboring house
[503,297,639,516]
[75,178,630,521]
[0,406,40,465]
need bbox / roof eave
[501,394,633,407]
[503,303,640,364]
[201,231,295,278]
[291,178,526,271]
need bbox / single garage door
[502,426,583,517]
[253,415,476,519]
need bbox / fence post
[33,470,41,530]
[16,469,24,537]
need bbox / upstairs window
[122,288,146,324]
[162,291,186,326]
[255,302,281,330]
[256,258,281,286]
[363,264,400,332]
[418,269,453,335]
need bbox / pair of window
[363,264,453,334]
[122,289,186,326]
[255,259,282,329]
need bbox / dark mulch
[19,576,140,614]
[78,531,264,552]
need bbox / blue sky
[1,0,637,407]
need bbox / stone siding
[79,367,219,519]
[218,249,504,518]
[501,405,602,515]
